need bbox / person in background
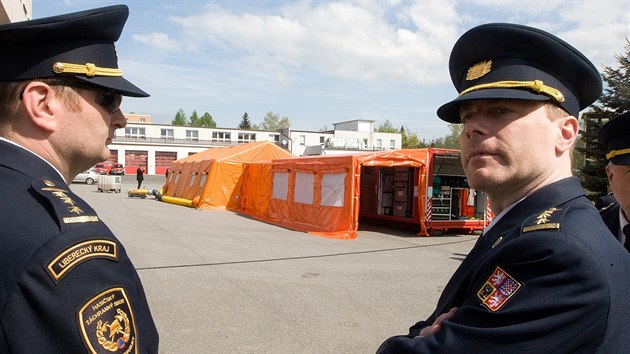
[377,23,630,353]
[598,112,630,252]
[137,165,145,189]
[0,5,159,352]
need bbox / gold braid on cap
[606,148,630,160]
[52,62,123,77]
[459,80,565,104]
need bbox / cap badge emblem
[466,60,492,81]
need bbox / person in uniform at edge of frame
[0,5,159,353]
[598,112,630,252]
[376,23,630,353]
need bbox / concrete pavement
[70,175,477,354]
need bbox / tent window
[294,172,314,204]
[199,174,207,187]
[272,171,289,200]
[321,173,345,207]
[174,172,180,184]
[189,173,196,187]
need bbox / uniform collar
[0,138,66,183]
[484,177,585,236]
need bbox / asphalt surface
[70,175,477,354]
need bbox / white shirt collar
[484,197,527,234]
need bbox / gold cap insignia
[466,60,492,81]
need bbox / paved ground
[70,175,477,354]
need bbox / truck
[359,148,492,236]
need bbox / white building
[108,120,282,175]
[0,0,31,24]
[108,117,402,175]
[286,119,401,156]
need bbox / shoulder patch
[522,207,562,233]
[78,287,138,354]
[477,266,522,312]
[47,239,118,282]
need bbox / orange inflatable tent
[234,149,429,240]
[163,141,294,209]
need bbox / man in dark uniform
[137,166,145,189]
[598,112,630,252]
[0,5,159,353]
[377,23,630,353]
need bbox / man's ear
[556,115,579,154]
[20,81,59,133]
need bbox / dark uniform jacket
[0,140,159,353]
[600,203,629,252]
[377,177,630,353]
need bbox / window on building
[376,139,382,149]
[212,131,231,142]
[269,134,279,142]
[320,136,325,144]
[125,127,145,138]
[298,135,306,146]
[238,132,256,143]
[186,130,199,141]
[161,129,174,140]
[390,139,396,150]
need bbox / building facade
[0,0,31,24]
[105,116,402,175]
[284,119,401,156]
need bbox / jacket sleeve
[376,232,609,353]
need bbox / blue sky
[34,1,629,140]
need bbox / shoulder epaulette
[598,202,617,213]
[31,178,99,228]
[522,207,563,233]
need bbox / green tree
[427,124,461,149]
[199,112,217,128]
[597,39,630,113]
[400,126,427,149]
[261,111,290,130]
[238,112,252,129]
[376,119,398,133]
[576,40,630,197]
[189,110,201,127]
[171,108,187,126]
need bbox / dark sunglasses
[19,80,123,114]
[94,90,123,113]
[67,82,123,113]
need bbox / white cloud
[160,1,459,85]
[131,32,179,51]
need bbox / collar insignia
[522,207,561,233]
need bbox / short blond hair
[0,78,82,121]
